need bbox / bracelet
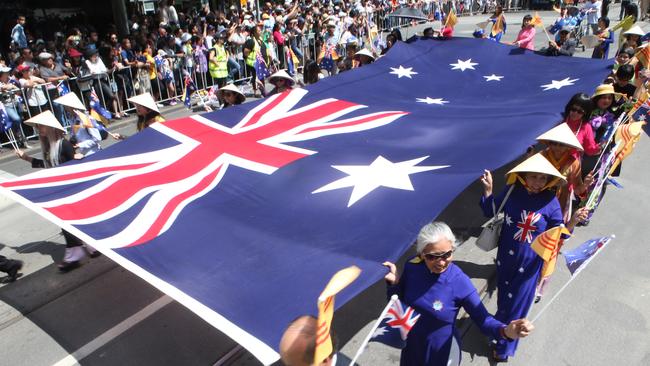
[500,326,514,341]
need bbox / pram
[547,7,588,51]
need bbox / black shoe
[58,261,80,272]
[492,351,509,363]
[534,294,542,303]
[89,251,102,259]
[6,260,23,282]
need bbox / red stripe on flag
[128,165,223,246]
[1,163,154,188]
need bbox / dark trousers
[62,229,83,248]
[0,256,17,274]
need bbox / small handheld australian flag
[369,297,420,348]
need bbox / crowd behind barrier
[1,0,550,149]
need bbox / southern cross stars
[313,156,449,207]
[484,74,504,81]
[416,97,449,105]
[541,77,579,91]
[450,59,478,71]
[390,65,418,78]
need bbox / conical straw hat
[24,110,65,132]
[268,70,295,86]
[53,92,86,111]
[536,123,583,151]
[216,84,245,104]
[354,48,375,60]
[506,153,566,184]
[128,93,160,113]
[624,25,645,36]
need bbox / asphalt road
[1,5,648,366]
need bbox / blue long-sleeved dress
[480,183,563,358]
[388,260,508,365]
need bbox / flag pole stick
[529,235,614,323]
[348,295,399,366]
[6,129,19,152]
[589,113,628,175]
[541,24,552,43]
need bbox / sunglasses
[569,107,585,114]
[423,250,454,261]
[548,141,564,147]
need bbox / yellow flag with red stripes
[532,226,571,278]
[445,9,458,29]
[609,121,646,175]
[531,226,570,262]
[530,12,544,27]
[314,266,361,365]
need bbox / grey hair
[416,221,457,253]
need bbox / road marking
[52,295,173,366]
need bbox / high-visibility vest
[208,44,228,79]
[245,38,259,67]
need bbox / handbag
[476,185,515,252]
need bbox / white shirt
[85,58,108,75]
[582,1,602,25]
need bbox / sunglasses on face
[423,250,454,261]
[569,107,585,114]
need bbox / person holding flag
[479,154,587,361]
[487,5,507,42]
[14,111,101,271]
[267,70,295,96]
[53,93,102,157]
[383,222,534,365]
[512,15,537,50]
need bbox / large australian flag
[0,38,609,364]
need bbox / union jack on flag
[514,210,541,243]
[56,81,70,96]
[370,297,420,348]
[0,88,406,248]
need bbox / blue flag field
[0,38,609,364]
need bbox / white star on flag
[313,156,450,207]
[390,65,418,78]
[505,214,513,226]
[637,114,646,121]
[372,327,388,338]
[416,97,449,105]
[483,74,504,81]
[541,77,579,91]
[450,59,478,71]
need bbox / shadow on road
[11,240,65,263]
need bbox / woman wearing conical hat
[536,123,593,220]
[128,93,165,131]
[479,154,588,362]
[216,84,246,109]
[15,110,100,271]
[267,70,295,97]
[53,93,123,155]
[53,92,103,157]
